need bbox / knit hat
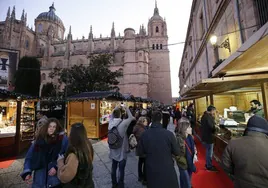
[247,115,268,134]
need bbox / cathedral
[0,2,172,104]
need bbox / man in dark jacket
[201,105,218,172]
[221,115,268,188]
[139,111,180,188]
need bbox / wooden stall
[0,89,36,158]
[67,91,124,139]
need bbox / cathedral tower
[147,1,172,104]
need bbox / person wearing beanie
[221,115,268,188]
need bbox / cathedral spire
[21,9,25,21]
[111,22,115,37]
[68,26,72,40]
[11,6,16,19]
[89,25,93,39]
[153,0,159,16]
[24,13,27,23]
[6,7,10,18]
[69,25,71,34]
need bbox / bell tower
[147,1,172,104]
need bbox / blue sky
[0,0,192,97]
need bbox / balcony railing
[255,0,268,27]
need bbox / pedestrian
[133,116,148,185]
[186,103,196,135]
[35,111,48,134]
[162,108,170,129]
[108,105,135,188]
[21,118,68,188]
[221,115,268,188]
[175,118,196,188]
[57,123,94,187]
[139,110,180,188]
[201,105,218,172]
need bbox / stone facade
[178,0,266,96]
[0,3,172,104]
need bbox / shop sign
[91,103,95,109]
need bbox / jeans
[179,168,192,188]
[138,157,146,181]
[111,159,126,188]
[205,143,214,169]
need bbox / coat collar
[150,122,163,128]
[245,131,268,138]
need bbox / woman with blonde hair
[57,123,94,188]
[133,116,148,185]
[175,117,196,188]
[21,118,68,188]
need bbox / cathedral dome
[36,3,64,27]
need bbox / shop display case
[20,101,35,142]
[99,101,113,125]
[0,101,17,138]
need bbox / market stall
[67,91,124,139]
[0,89,36,157]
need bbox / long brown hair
[66,123,94,164]
[36,118,63,141]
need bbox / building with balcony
[178,0,268,160]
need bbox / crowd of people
[19,102,268,188]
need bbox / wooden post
[15,100,22,156]
[210,94,214,106]
[206,96,209,107]
[96,100,100,138]
[261,82,268,120]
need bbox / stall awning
[68,91,124,101]
[212,23,268,77]
[122,94,135,101]
[182,73,268,98]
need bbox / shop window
[156,26,159,33]
[156,44,159,50]
[152,44,155,50]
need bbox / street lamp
[209,35,231,53]
[210,35,217,46]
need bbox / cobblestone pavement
[0,122,180,188]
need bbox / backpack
[128,134,137,149]
[108,121,123,149]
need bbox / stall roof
[212,23,268,77]
[122,94,135,101]
[68,91,124,101]
[181,73,268,99]
[0,89,37,100]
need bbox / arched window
[152,44,155,50]
[160,44,163,49]
[156,26,159,33]
[156,44,159,49]
[38,24,43,33]
[41,73,46,81]
[25,40,29,49]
